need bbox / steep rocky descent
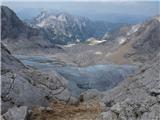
[30,11,124,45]
[1,44,72,114]
[27,54,160,120]
[78,16,160,120]
[24,54,159,120]
[1,6,59,53]
[99,53,160,120]
[1,43,25,74]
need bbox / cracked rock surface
[1,44,72,114]
[99,53,160,120]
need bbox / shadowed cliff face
[1,6,58,53]
[1,6,40,39]
[1,6,24,39]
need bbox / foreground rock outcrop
[26,52,160,119]
[79,16,160,120]
[1,44,72,114]
[99,53,160,120]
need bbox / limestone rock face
[1,43,25,74]
[98,17,160,120]
[1,44,71,113]
[100,53,160,120]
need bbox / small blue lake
[15,55,137,96]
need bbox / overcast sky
[2,1,160,23]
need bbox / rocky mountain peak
[35,10,49,22]
[1,6,26,39]
[1,6,58,53]
[29,10,124,45]
[30,11,96,44]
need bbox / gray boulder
[79,89,103,102]
[2,106,28,120]
[100,111,117,120]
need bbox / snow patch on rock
[94,51,103,55]
[65,44,76,48]
[127,24,140,36]
[118,37,127,45]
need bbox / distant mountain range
[1,5,125,47]
[28,11,125,44]
[1,5,159,58]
